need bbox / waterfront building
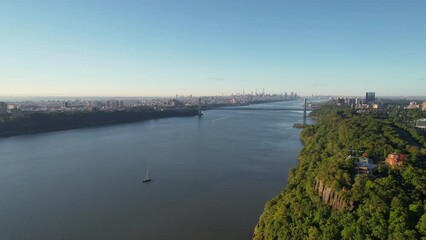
[7,104,16,110]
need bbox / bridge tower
[198,98,202,117]
[303,98,307,125]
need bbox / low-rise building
[347,155,377,175]
[386,153,408,168]
[407,101,421,109]
[373,103,380,109]
[355,157,377,175]
[416,118,426,129]
[9,108,24,116]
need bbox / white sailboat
[142,170,151,183]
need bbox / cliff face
[313,179,354,211]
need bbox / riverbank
[253,106,426,239]
[0,109,199,138]
[0,99,303,138]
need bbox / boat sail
[142,170,151,183]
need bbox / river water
[0,100,306,240]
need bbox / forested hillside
[0,109,198,137]
[254,106,426,239]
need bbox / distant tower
[366,92,376,104]
[303,98,307,125]
[198,98,202,117]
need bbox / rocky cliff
[313,179,354,210]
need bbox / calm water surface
[0,100,307,240]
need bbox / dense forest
[254,106,426,239]
[0,109,199,138]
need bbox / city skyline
[1,0,426,97]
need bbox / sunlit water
[0,100,308,240]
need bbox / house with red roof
[386,153,408,168]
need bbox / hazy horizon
[1,0,426,96]
[0,94,425,102]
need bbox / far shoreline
[0,99,304,139]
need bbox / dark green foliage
[254,107,426,239]
[0,109,199,137]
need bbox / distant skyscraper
[0,102,8,114]
[107,99,120,109]
[366,92,375,104]
[337,97,345,105]
[355,98,360,105]
[85,101,93,109]
[60,101,68,108]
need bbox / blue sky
[1,0,425,97]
